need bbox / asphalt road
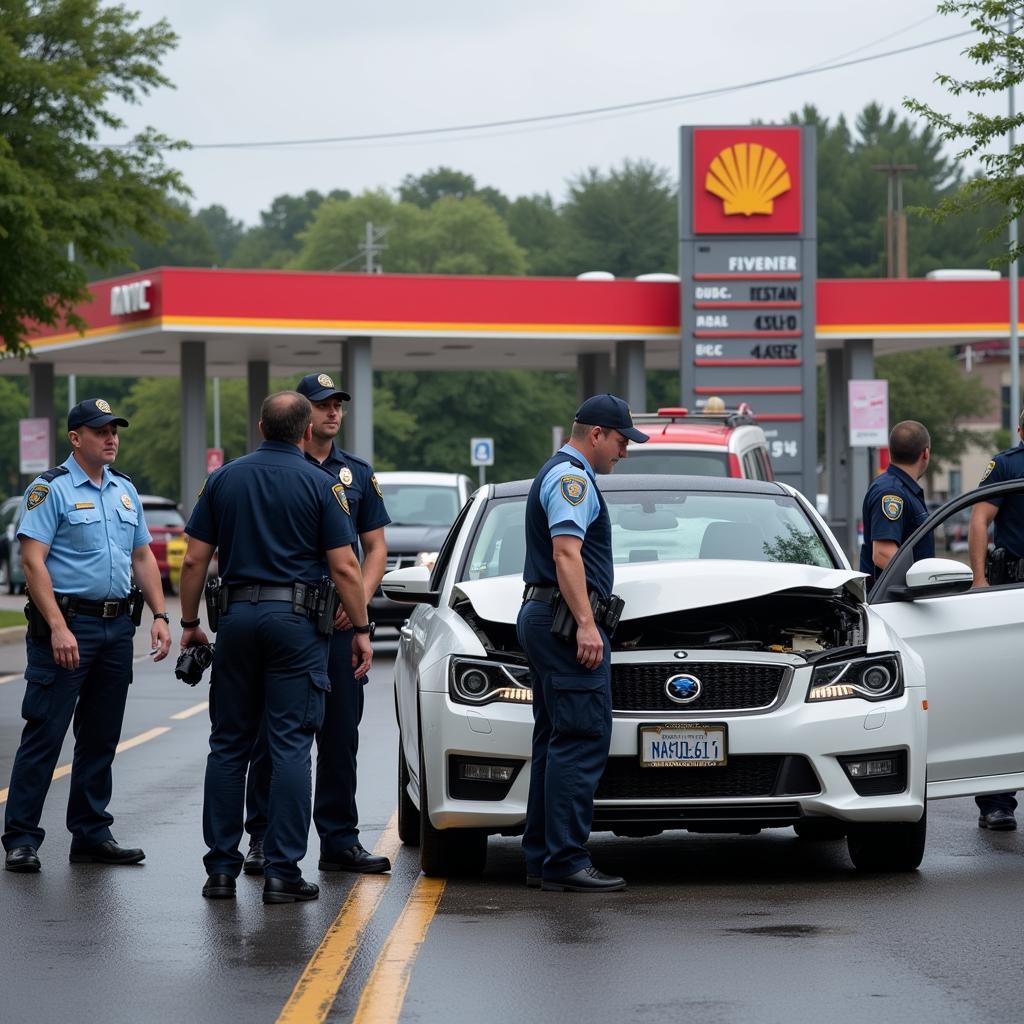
[0,598,1021,1024]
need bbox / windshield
[623,449,729,476]
[144,507,184,528]
[380,484,460,527]
[461,489,834,581]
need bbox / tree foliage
[905,1,1024,263]
[0,0,188,353]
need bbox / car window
[621,450,729,476]
[460,489,835,581]
[756,448,774,481]
[144,507,185,528]
[742,451,762,480]
[379,484,460,527]
[429,499,475,591]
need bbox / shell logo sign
[692,128,802,234]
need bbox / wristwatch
[353,622,376,638]
[153,612,170,624]
[180,617,201,628]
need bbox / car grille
[595,755,818,801]
[611,662,787,712]
[386,555,418,572]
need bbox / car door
[870,480,1024,798]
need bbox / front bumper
[418,657,926,833]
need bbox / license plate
[639,723,728,767]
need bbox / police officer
[3,399,172,874]
[178,391,373,903]
[963,415,1024,831]
[519,393,647,893]
[859,420,934,591]
[242,372,391,876]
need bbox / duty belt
[54,594,131,619]
[523,584,606,606]
[226,584,305,605]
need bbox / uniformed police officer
[519,393,648,893]
[177,391,373,903]
[859,420,934,590]
[3,399,172,874]
[242,372,392,876]
[963,415,1024,831]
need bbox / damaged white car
[384,475,1024,877]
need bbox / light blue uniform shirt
[538,445,601,540]
[17,454,151,600]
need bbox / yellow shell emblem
[705,143,791,217]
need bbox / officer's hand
[351,632,373,680]
[335,607,352,631]
[180,625,210,650]
[972,577,990,590]
[150,618,172,662]
[575,621,603,670]
[51,623,80,671]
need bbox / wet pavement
[0,598,1021,1023]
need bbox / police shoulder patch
[332,483,350,514]
[560,474,588,506]
[371,474,383,499]
[26,484,49,510]
[981,459,997,482]
[881,494,904,521]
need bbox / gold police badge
[560,474,588,506]
[881,494,904,521]
[26,484,49,510]
[96,399,112,413]
[318,373,335,388]
[332,483,350,514]
[340,466,353,486]
[120,494,133,510]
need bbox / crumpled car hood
[452,561,866,625]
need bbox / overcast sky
[109,0,1001,226]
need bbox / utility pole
[362,221,389,274]
[872,163,918,277]
[1010,10,1020,434]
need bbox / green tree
[0,376,29,495]
[195,205,245,265]
[0,0,187,354]
[905,1,1024,263]
[505,194,574,275]
[560,159,677,278]
[228,189,349,268]
[399,167,510,218]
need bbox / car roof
[490,474,789,499]
[635,422,732,445]
[138,495,178,507]
[375,472,465,485]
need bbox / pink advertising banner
[19,417,50,474]
[848,380,889,447]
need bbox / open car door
[870,480,1024,800]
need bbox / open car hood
[451,560,867,625]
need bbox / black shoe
[319,843,391,874]
[541,865,626,893]
[69,840,145,865]
[5,846,41,873]
[526,874,541,889]
[243,839,265,876]
[202,873,236,899]
[263,876,320,904]
[978,810,1017,831]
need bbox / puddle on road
[726,923,846,938]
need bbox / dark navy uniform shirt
[979,443,1024,557]
[859,464,934,578]
[523,445,613,599]
[304,445,391,556]
[186,441,356,585]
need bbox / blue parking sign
[470,437,494,466]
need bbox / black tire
[418,742,487,877]
[846,805,926,872]
[397,741,420,846]
[794,818,847,841]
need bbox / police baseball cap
[297,372,351,403]
[67,399,129,432]
[574,393,649,443]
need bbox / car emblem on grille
[665,674,702,704]
[673,651,688,660]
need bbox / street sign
[848,380,889,447]
[206,447,225,474]
[470,438,494,467]
[19,417,50,474]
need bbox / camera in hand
[175,643,215,686]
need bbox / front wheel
[419,743,488,877]
[846,806,926,872]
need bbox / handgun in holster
[550,590,625,642]
[986,547,1008,585]
[129,584,144,627]
[204,578,223,632]
[24,597,52,641]
[314,578,340,637]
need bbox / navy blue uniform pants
[244,629,365,853]
[3,614,135,852]
[518,600,611,879]
[976,792,1018,815]
[203,602,328,882]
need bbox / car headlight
[449,657,533,706]
[807,654,903,703]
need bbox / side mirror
[890,557,974,601]
[381,565,440,607]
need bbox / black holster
[24,599,51,641]
[987,547,1008,585]
[129,585,144,627]
[205,578,223,632]
[313,578,339,637]
[550,590,624,642]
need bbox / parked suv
[140,495,185,591]
[370,471,473,627]
[627,404,774,481]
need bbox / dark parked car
[370,472,473,627]
[0,495,26,594]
